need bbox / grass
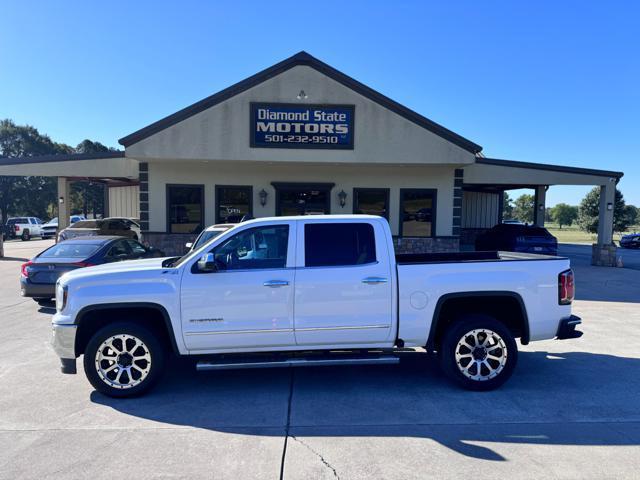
[545,222,640,244]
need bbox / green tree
[577,187,630,234]
[513,194,535,224]
[551,203,578,229]
[624,205,638,227]
[502,192,514,220]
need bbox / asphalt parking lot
[1,239,639,479]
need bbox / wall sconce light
[607,202,613,211]
[58,196,64,204]
[338,190,347,208]
[538,204,545,211]
[296,90,308,100]
[259,189,268,207]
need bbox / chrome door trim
[361,276,388,285]
[263,280,290,287]
[295,324,390,332]
[185,328,294,337]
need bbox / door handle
[263,280,290,288]
[362,277,388,285]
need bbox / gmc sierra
[51,215,581,397]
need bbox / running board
[196,353,399,371]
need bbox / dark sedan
[620,232,640,249]
[20,237,164,303]
[475,223,558,256]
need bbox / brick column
[139,162,149,232]
[452,169,463,236]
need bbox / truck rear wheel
[83,322,166,398]
[440,315,517,391]
[21,230,30,241]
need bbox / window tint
[107,240,131,258]
[400,189,436,238]
[211,225,289,270]
[305,223,376,267]
[106,220,126,230]
[168,185,204,234]
[8,218,28,225]
[40,243,101,258]
[216,186,252,223]
[126,239,147,255]
[354,189,389,219]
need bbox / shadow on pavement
[91,350,640,462]
[0,256,29,262]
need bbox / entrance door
[180,222,296,351]
[273,182,333,216]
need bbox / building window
[216,185,252,224]
[167,184,204,234]
[272,182,334,216]
[399,189,437,237]
[304,223,376,267]
[353,188,390,220]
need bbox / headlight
[56,282,68,312]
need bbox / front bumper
[51,323,78,374]
[556,315,583,340]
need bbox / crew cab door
[180,222,296,351]
[293,219,394,346]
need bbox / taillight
[559,269,575,305]
[14,225,19,232]
[72,262,94,268]
[21,261,33,278]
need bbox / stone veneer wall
[143,233,460,257]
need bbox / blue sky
[1,0,638,206]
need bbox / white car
[51,215,581,397]
[185,224,235,252]
[6,217,44,241]
[41,215,86,239]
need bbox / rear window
[40,243,102,258]
[72,220,100,228]
[8,218,28,225]
[305,223,376,267]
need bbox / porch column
[103,184,110,218]
[592,183,617,266]
[534,186,547,227]
[57,177,70,234]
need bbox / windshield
[40,243,102,258]
[192,230,225,250]
[45,218,58,225]
[71,220,100,228]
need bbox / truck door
[180,222,296,351]
[293,220,394,346]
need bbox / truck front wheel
[440,315,518,391]
[83,322,166,398]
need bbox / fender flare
[426,291,530,350]
[75,302,180,356]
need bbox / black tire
[439,315,518,391]
[21,230,30,241]
[34,298,53,305]
[83,322,166,398]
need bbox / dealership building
[0,51,624,265]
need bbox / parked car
[475,223,558,255]
[41,215,86,239]
[21,236,164,304]
[620,232,640,249]
[6,217,45,241]
[58,217,141,241]
[51,215,580,398]
[185,224,235,252]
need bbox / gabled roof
[118,51,482,153]
[0,151,124,166]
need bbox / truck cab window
[211,225,288,270]
[304,223,376,267]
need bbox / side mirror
[197,253,218,272]
[185,242,193,249]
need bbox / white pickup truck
[51,215,581,397]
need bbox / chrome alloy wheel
[95,334,152,389]
[454,328,508,381]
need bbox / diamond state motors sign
[250,103,354,149]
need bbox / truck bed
[396,251,564,265]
